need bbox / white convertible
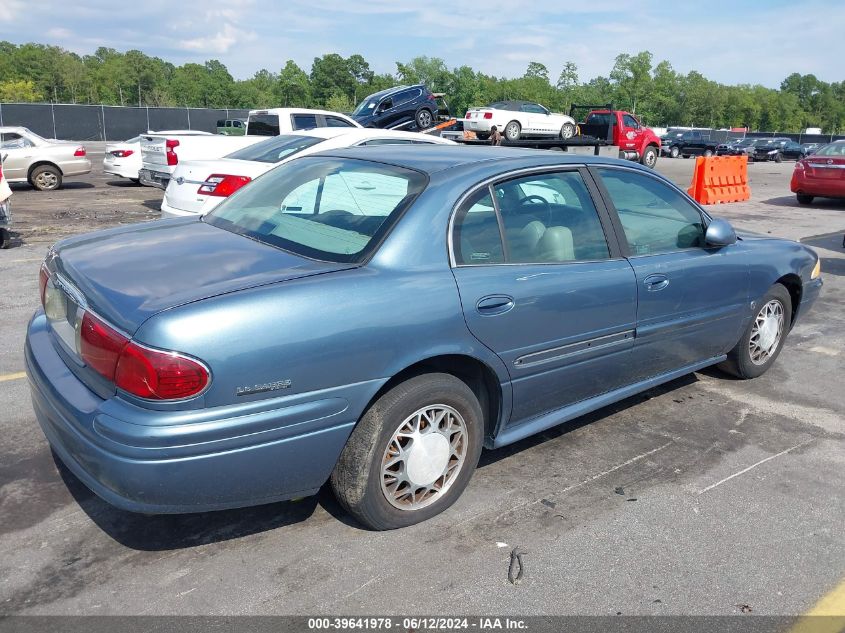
[464,100,577,141]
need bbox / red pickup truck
[580,108,662,168]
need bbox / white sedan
[160,128,455,218]
[103,130,212,182]
[464,101,577,142]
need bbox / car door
[451,168,638,424]
[783,142,803,159]
[0,132,34,180]
[521,104,552,135]
[620,114,645,154]
[592,166,749,381]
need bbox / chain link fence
[0,103,251,141]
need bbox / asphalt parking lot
[1,147,843,617]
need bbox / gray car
[0,126,92,190]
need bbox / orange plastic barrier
[687,155,750,204]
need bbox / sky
[0,0,842,88]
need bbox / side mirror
[705,218,737,247]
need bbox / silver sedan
[0,126,91,191]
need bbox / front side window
[623,114,640,128]
[291,114,318,130]
[453,171,610,265]
[206,157,426,263]
[522,104,547,114]
[597,168,705,256]
[378,98,393,112]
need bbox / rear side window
[597,168,705,255]
[453,171,610,265]
[247,114,280,136]
[325,116,355,128]
[292,114,318,130]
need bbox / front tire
[30,165,62,191]
[670,146,679,158]
[331,373,484,530]
[504,121,521,141]
[797,194,814,205]
[719,284,792,379]
[774,152,783,163]
[641,145,658,168]
[560,122,576,139]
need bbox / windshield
[205,157,427,263]
[225,134,325,163]
[352,98,379,117]
[813,143,845,157]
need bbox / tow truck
[456,104,662,168]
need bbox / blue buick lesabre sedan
[26,146,822,530]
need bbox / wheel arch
[27,160,63,181]
[774,273,802,328]
[364,354,504,445]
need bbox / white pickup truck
[139,108,361,189]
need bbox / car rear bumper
[160,197,202,218]
[139,168,170,189]
[464,120,493,133]
[791,173,845,198]
[25,311,363,514]
[103,160,139,180]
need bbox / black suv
[351,85,444,130]
[750,138,806,162]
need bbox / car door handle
[476,295,515,315]
[643,274,669,291]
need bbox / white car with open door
[160,127,455,218]
[464,101,577,142]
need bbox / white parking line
[697,439,814,494]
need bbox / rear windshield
[225,134,324,163]
[205,157,427,263]
[247,114,280,136]
[813,143,845,157]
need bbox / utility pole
[138,82,142,108]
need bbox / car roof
[248,107,356,118]
[362,85,424,100]
[306,143,646,176]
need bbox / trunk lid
[804,155,845,179]
[163,159,272,213]
[141,135,168,168]
[49,217,353,335]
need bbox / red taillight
[110,149,134,158]
[483,112,493,120]
[79,311,128,382]
[165,139,179,166]
[39,264,49,308]
[78,310,209,400]
[197,174,251,197]
[115,342,209,400]
[74,146,86,157]
[465,111,471,119]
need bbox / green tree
[609,51,653,114]
[0,79,41,102]
[278,60,311,106]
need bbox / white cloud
[178,24,255,54]
[0,0,24,22]
[46,27,72,39]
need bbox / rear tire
[704,149,714,157]
[331,373,484,530]
[504,121,521,141]
[796,194,814,205]
[719,284,792,379]
[0,228,9,249]
[30,165,62,191]
[415,108,433,130]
